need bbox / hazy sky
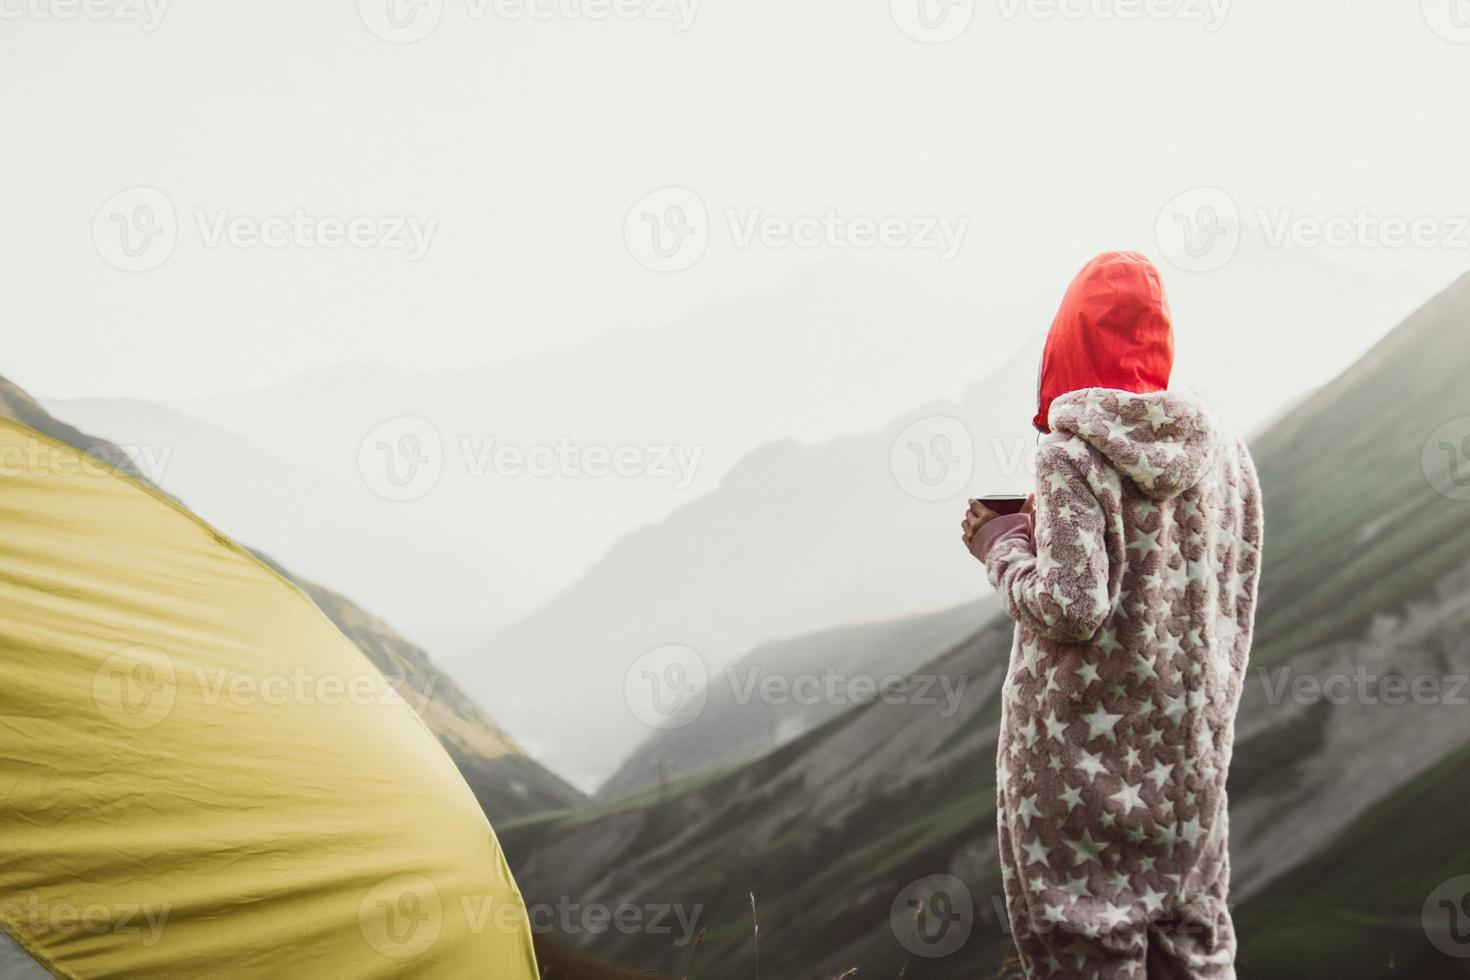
[2,0,1467,401]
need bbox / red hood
[1034,251,1174,433]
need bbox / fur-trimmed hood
[1048,387,1220,501]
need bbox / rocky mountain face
[0,376,583,824]
[465,339,1044,792]
[499,273,1470,978]
[598,599,996,803]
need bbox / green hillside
[1237,739,1470,979]
[1250,273,1470,667]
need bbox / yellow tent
[0,418,540,978]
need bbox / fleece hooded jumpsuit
[970,252,1263,979]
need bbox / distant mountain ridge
[464,341,1042,791]
[499,271,1470,977]
[462,244,1423,792]
[1,375,583,823]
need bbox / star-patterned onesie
[972,387,1262,979]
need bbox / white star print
[1075,750,1108,780]
[1043,707,1067,740]
[1019,640,1043,675]
[1132,452,1161,489]
[1127,528,1162,558]
[1095,629,1123,656]
[1160,693,1187,724]
[1066,829,1110,867]
[1098,902,1131,929]
[1103,416,1134,443]
[1126,654,1157,685]
[1082,706,1124,741]
[1110,780,1147,813]
[1143,402,1173,431]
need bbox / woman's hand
[962,496,1036,554]
[961,500,1000,550]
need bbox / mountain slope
[1,375,583,823]
[599,598,996,802]
[500,272,1470,977]
[464,340,1042,791]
